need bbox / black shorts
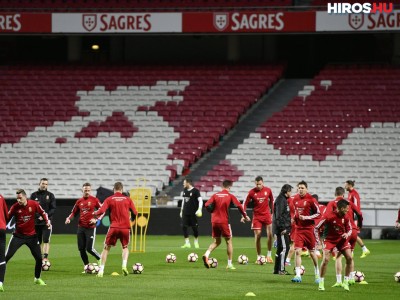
[35,225,52,244]
[182,214,198,227]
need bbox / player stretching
[202,180,250,270]
[315,199,353,292]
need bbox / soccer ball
[293,265,305,275]
[132,263,144,274]
[354,270,365,282]
[256,255,266,265]
[187,253,198,262]
[238,254,249,265]
[208,257,218,268]
[166,253,177,263]
[42,259,51,271]
[394,272,400,282]
[84,263,99,274]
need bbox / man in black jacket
[273,184,293,275]
[30,178,56,261]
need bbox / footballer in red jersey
[325,186,364,286]
[6,189,50,286]
[65,182,102,267]
[92,182,137,277]
[0,194,8,291]
[345,180,370,258]
[291,181,320,283]
[242,176,274,263]
[315,199,353,291]
[202,180,250,269]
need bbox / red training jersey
[94,192,137,229]
[9,200,49,236]
[205,189,247,224]
[0,195,8,230]
[243,186,274,218]
[68,195,102,229]
[315,210,352,242]
[292,193,320,229]
[347,188,361,209]
[326,197,362,231]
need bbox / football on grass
[84,263,100,274]
[256,255,266,265]
[238,254,249,265]
[42,259,51,271]
[132,263,144,274]
[208,257,218,268]
[293,265,305,275]
[166,253,177,263]
[187,253,198,262]
[394,272,400,282]
[354,270,365,282]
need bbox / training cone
[245,292,256,297]
[111,272,120,276]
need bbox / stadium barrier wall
[4,200,397,238]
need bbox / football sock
[314,266,320,276]
[205,250,211,257]
[267,251,272,257]
[286,258,291,263]
[185,238,190,245]
[344,276,349,282]
[227,259,232,266]
[295,267,301,277]
[99,265,105,272]
[122,260,127,268]
[361,245,367,251]
[44,253,48,259]
[350,271,355,279]
[336,275,342,283]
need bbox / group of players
[0,179,138,292]
[0,176,398,293]
[180,176,379,292]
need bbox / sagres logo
[83,14,97,32]
[214,13,229,31]
[327,2,394,14]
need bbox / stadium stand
[0,0,294,10]
[0,64,284,199]
[194,64,400,207]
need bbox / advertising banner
[182,11,316,33]
[316,10,400,32]
[52,12,182,33]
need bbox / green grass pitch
[2,235,399,299]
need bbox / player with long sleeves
[272,184,293,275]
[0,194,8,292]
[242,176,274,263]
[6,189,50,286]
[291,180,321,283]
[179,178,203,249]
[315,199,353,292]
[326,187,365,286]
[30,178,56,261]
[202,180,250,270]
[65,182,102,270]
[92,182,137,277]
[345,180,370,258]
